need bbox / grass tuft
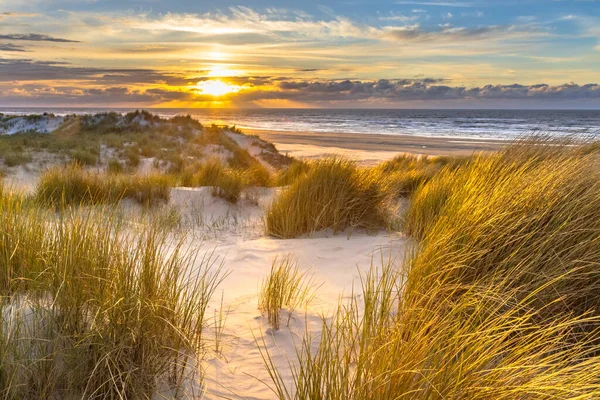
[266,157,387,238]
[35,164,172,207]
[258,255,316,330]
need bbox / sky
[0,0,599,108]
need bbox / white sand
[275,143,400,166]
[168,187,408,399]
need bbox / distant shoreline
[247,128,508,159]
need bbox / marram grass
[262,140,600,400]
[258,255,317,330]
[180,157,271,203]
[0,197,226,399]
[266,157,388,238]
[35,163,172,207]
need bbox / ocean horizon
[1,108,599,141]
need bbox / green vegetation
[263,140,600,399]
[8,111,600,399]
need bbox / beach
[249,128,508,164]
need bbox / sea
[1,108,599,141]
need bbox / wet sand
[247,128,508,161]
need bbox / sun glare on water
[197,79,240,97]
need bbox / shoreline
[246,128,508,162]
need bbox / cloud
[382,24,534,42]
[2,75,598,107]
[394,1,475,7]
[0,33,80,43]
[0,12,39,19]
[461,11,484,17]
[0,59,196,85]
[0,43,27,52]
[123,8,375,42]
[378,12,420,22]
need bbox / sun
[197,79,239,97]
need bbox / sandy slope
[0,115,65,135]
[168,188,408,399]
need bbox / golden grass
[242,163,273,187]
[405,141,600,321]
[275,159,310,187]
[258,255,317,330]
[375,153,469,198]
[35,164,172,207]
[0,197,226,398]
[266,157,388,238]
[179,157,272,203]
[191,158,245,203]
[262,140,600,399]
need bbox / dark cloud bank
[0,34,80,43]
[0,59,598,106]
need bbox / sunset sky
[0,0,599,108]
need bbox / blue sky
[0,0,599,108]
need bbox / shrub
[266,157,387,238]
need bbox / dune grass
[181,158,245,203]
[263,140,600,399]
[258,255,316,331]
[266,157,388,238]
[275,159,310,187]
[35,164,172,207]
[405,141,600,322]
[0,197,226,398]
[375,153,469,198]
[179,157,272,203]
[242,163,273,187]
